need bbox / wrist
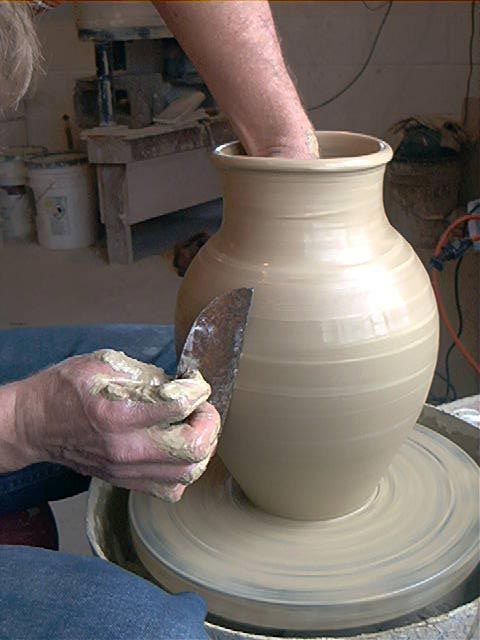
[0,380,42,472]
[232,108,318,160]
[261,125,319,160]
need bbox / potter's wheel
[129,425,479,632]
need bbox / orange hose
[431,215,480,375]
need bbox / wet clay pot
[175,132,439,520]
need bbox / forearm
[154,1,318,159]
[0,381,90,516]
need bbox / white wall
[1,1,477,151]
[25,4,95,150]
[273,1,478,136]
[0,101,27,147]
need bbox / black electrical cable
[361,1,390,11]
[443,254,465,402]
[463,0,477,127]
[308,1,393,111]
[430,370,456,405]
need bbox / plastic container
[26,153,97,250]
[0,146,46,242]
[0,185,36,242]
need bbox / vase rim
[213,131,393,173]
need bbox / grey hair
[0,1,41,112]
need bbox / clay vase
[175,132,439,521]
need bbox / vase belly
[175,132,439,520]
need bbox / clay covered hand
[10,350,220,502]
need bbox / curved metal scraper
[176,288,254,424]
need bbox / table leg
[96,165,133,264]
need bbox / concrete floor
[0,200,222,329]
[0,200,222,555]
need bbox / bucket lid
[0,145,47,162]
[26,152,88,169]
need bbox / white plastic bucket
[27,153,97,250]
[0,146,46,241]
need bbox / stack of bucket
[0,146,46,243]
[1,149,97,249]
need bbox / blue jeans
[0,545,208,640]
[0,325,208,640]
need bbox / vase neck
[216,167,391,267]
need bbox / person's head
[0,1,40,112]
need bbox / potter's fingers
[188,401,221,442]
[88,458,211,486]
[94,376,212,433]
[130,457,211,485]
[93,402,220,464]
[151,372,212,423]
[90,349,169,385]
[53,443,210,486]
[145,402,221,463]
[85,470,187,502]
[84,351,211,429]
[83,382,212,437]
[126,392,210,430]
[112,479,187,503]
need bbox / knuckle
[89,398,130,431]
[87,398,112,426]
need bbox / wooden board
[126,148,221,224]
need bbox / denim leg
[0,545,209,640]
[0,325,176,516]
[0,324,176,385]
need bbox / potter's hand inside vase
[1,349,220,502]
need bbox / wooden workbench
[82,117,232,264]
